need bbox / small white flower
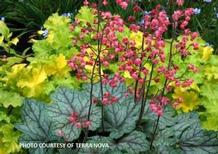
[203,0,212,3]
[62,13,73,17]
[193,8,201,15]
[0,16,5,21]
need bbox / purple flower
[203,0,212,3]
[193,8,201,15]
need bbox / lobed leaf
[47,87,101,141]
[92,82,140,139]
[15,99,56,154]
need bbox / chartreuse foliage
[0,111,21,154]
[0,13,81,103]
[0,21,19,55]
[0,14,79,153]
[169,39,218,131]
[32,13,78,58]
[16,82,218,154]
[0,21,23,154]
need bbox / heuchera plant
[15,0,218,154]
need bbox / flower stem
[150,29,175,150]
[84,0,104,142]
[137,63,154,126]
[96,0,105,132]
[134,34,145,103]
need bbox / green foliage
[15,99,57,154]
[84,131,149,154]
[75,6,96,25]
[0,21,19,55]
[0,90,23,108]
[0,4,218,154]
[1,0,83,31]
[33,14,77,58]
[0,123,21,154]
[47,87,101,141]
[0,17,79,153]
[92,83,140,139]
[154,108,218,154]
[16,82,150,154]
[16,83,218,154]
[0,108,21,154]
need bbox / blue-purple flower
[203,0,212,3]
[193,8,201,15]
[62,13,73,17]
[0,16,5,21]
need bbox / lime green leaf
[172,87,199,112]
[0,21,10,39]
[0,123,21,154]
[33,14,77,58]
[10,37,19,45]
[0,111,10,123]
[0,90,23,108]
[76,6,96,24]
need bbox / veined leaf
[83,131,149,154]
[15,99,57,154]
[91,82,140,139]
[156,111,218,154]
[110,131,149,153]
[47,87,101,141]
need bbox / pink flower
[176,0,184,6]
[82,120,91,128]
[56,130,64,137]
[103,0,108,6]
[83,0,89,5]
[134,58,142,66]
[75,122,82,128]
[116,0,128,10]
[68,112,79,124]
